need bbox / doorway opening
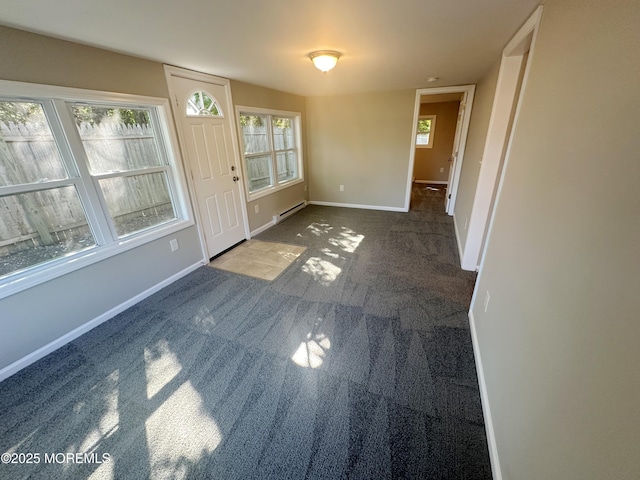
[462,6,543,271]
[405,85,476,215]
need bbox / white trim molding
[461,6,543,271]
[453,213,464,264]
[469,310,502,480]
[308,201,406,212]
[414,180,448,185]
[250,220,275,237]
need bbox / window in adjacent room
[416,115,437,148]
[237,107,303,199]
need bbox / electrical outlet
[483,291,490,312]
[170,239,179,252]
[440,167,445,173]
[254,204,260,214]
[304,184,307,191]
[339,184,344,192]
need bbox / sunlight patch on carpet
[302,257,342,285]
[145,381,222,477]
[291,332,331,369]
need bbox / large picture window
[0,80,191,298]
[237,107,303,199]
[70,105,177,238]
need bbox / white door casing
[405,85,476,214]
[445,96,467,212]
[462,6,542,272]
[164,66,248,260]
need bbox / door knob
[233,176,239,182]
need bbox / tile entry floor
[208,240,307,281]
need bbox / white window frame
[0,79,193,300]
[235,106,304,201]
[416,114,437,149]
[185,90,223,117]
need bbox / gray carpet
[0,184,491,479]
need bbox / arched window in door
[186,91,223,117]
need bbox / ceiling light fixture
[426,77,440,83]
[309,50,341,73]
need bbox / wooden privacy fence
[0,121,172,255]
[245,154,297,191]
[242,124,296,191]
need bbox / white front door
[168,71,247,260]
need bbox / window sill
[0,218,195,300]
[246,177,304,202]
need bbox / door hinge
[175,95,179,108]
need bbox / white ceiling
[0,0,540,97]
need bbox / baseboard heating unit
[273,201,306,224]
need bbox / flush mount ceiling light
[309,50,341,73]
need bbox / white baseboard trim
[469,310,502,480]
[414,180,448,185]
[453,213,465,269]
[0,260,204,383]
[308,200,406,212]
[250,220,275,237]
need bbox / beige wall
[0,26,169,98]
[306,90,415,209]
[413,101,460,182]
[472,1,640,479]
[230,80,308,232]
[0,27,203,373]
[453,59,501,250]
